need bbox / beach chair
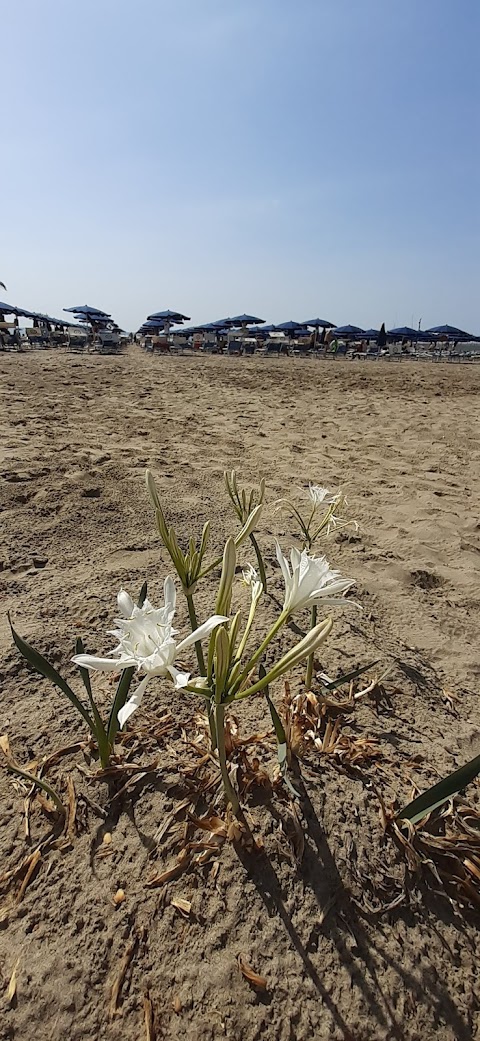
[67,331,88,353]
[326,342,347,359]
[25,328,51,350]
[227,340,242,355]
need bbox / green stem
[208,702,218,752]
[186,593,206,674]
[215,702,239,813]
[230,611,287,697]
[249,533,267,594]
[305,604,318,689]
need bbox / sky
[2,0,479,332]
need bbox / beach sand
[1,349,479,1040]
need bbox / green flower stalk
[277,484,348,553]
[276,484,356,685]
[146,469,263,673]
[190,536,348,812]
[224,470,267,592]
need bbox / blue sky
[3,0,479,331]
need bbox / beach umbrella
[332,325,365,337]
[64,304,111,318]
[14,307,42,320]
[362,328,380,339]
[303,318,336,328]
[230,314,265,326]
[425,324,472,339]
[146,309,190,323]
[146,309,191,337]
[387,326,419,338]
[141,318,167,329]
[275,320,308,333]
[0,300,19,315]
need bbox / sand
[1,349,479,1041]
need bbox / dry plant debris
[237,954,268,992]
[282,684,382,765]
[393,799,480,909]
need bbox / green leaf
[397,752,480,825]
[263,673,300,799]
[138,581,148,607]
[5,762,65,814]
[319,660,381,691]
[75,638,110,768]
[9,614,95,733]
[107,667,135,745]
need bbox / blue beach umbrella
[64,304,111,318]
[0,300,18,315]
[303,318,336,328]
[425,324,472,339]
[230,314,265,326]
[146,309,190,323]
[388,326,419,338]
[331,325,365,337]
[275,320,307,333]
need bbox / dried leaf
[16,849,41,904]
[146,857,191,888]
[66,775,77,842]
[143,990,156,1041]
[109,937,137,1018]
[237,955,267,991]
[6,958,20,1005]
[0,734,11,756]
[464,858,480,883]
[188,813,227,838]
[171,897,192,916]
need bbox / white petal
[167,665,191,689]
[163,576,176,616]
[71,653,126,672]
[118,675,150,728]
[177,615,229,651]
[117,589,134,618]
[275,541,291,584]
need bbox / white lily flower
[308,485,340,507]
[242,563,263,602]
[72,581,227,727]
[276,542,355,615]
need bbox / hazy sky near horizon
[3,0,479,331]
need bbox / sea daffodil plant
[9,584,150,768]
[146,469,262,676]
[72,581,227,728]
[278,483,346,552]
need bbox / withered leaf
[237,954,267,991]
